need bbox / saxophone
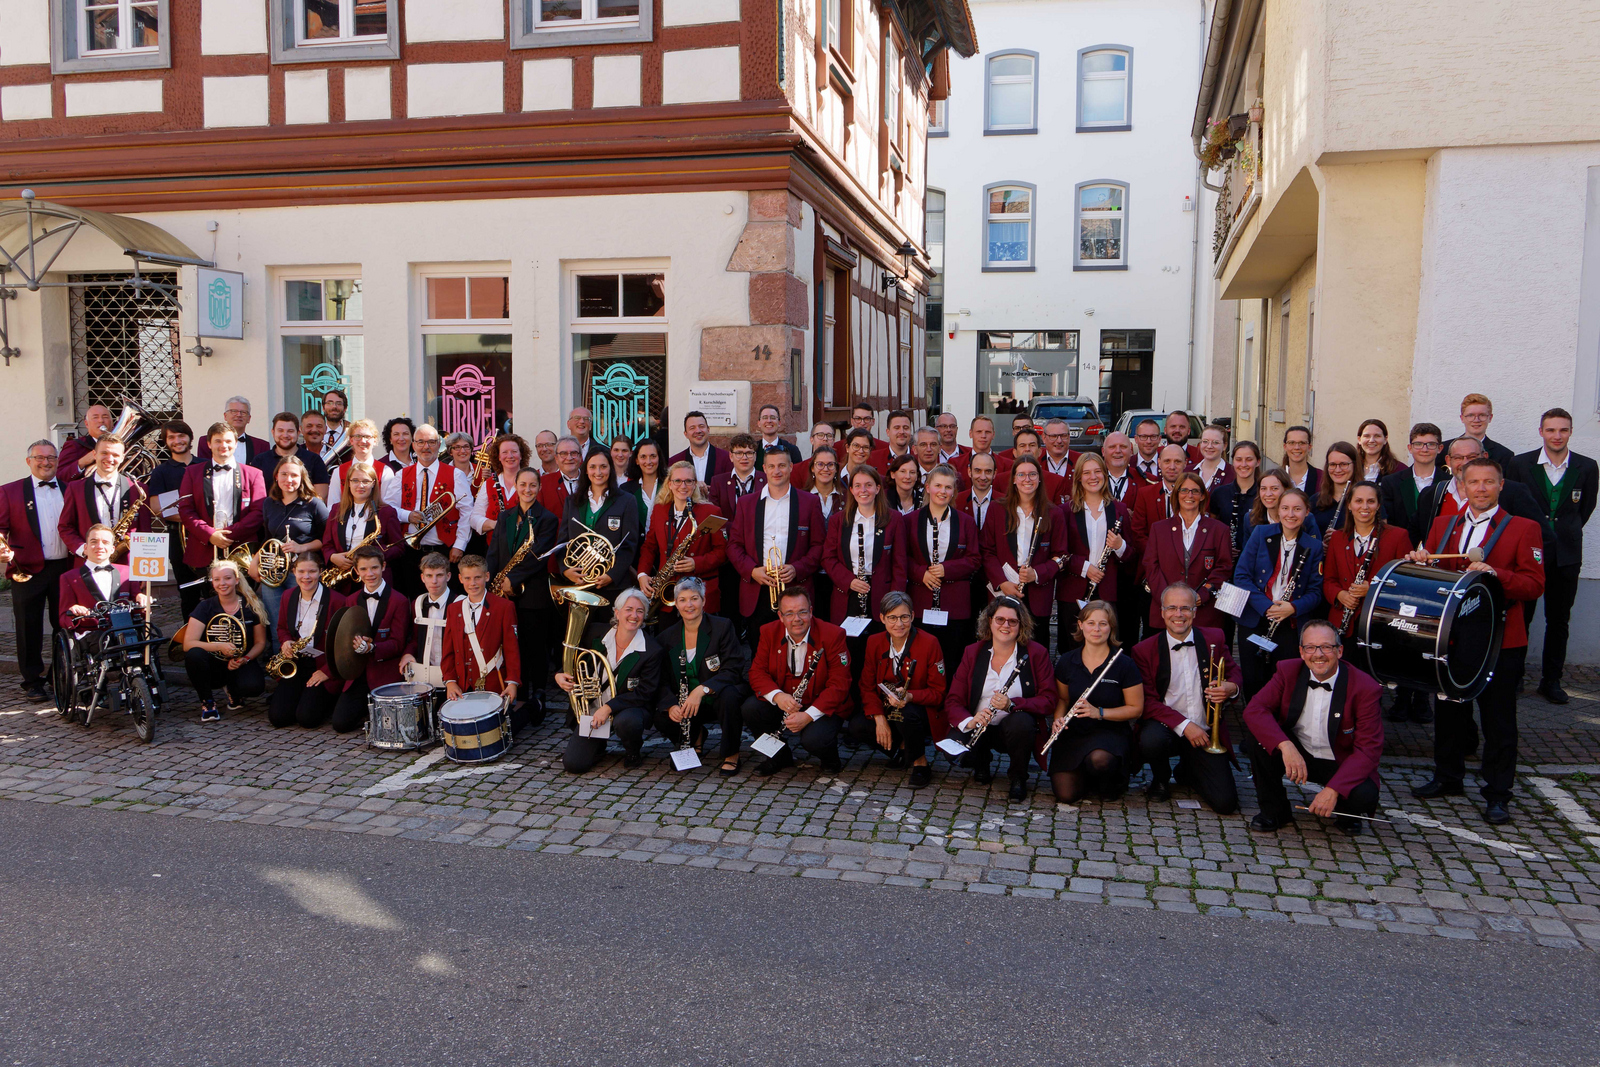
[265,635,312,679]
[321,524,385,587]
[110,494,156,559]
[491,529,539,597]
[648,513,726,605]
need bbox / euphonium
[1203,653,1227,755]
[764,545,785,609]
[563,520,616,591]
[558,586,617,720]
[108,395,164,481]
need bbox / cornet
[764,545,785,610]
[1203,653,1228,755]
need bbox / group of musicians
[1,390,1591,829]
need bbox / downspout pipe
[1192,0,1233,194]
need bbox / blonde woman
[326,418,386,503]
[637,460,728,615]
[181,557,269,721]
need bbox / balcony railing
[1210,115,1260,264]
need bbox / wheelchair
[54,597,170,743]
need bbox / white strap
[463,603,503,681]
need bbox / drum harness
[1431,509,1513,572]
[461,601,503,695]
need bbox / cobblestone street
[5,586,1600,956]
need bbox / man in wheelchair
[55,524,165,737]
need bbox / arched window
[1077,47,1131,130]
[1075,181,1128,269]
[984,182,1036,270]
[985,50,1038,134]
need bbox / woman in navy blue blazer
[1233,487,1325,698]
[1238,469,1320,551]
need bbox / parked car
[1028,396,1107,453]
[1111,409,1206,446]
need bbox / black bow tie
[36,480,57,490]
[364,590,383,601]
[423,601,439,614]
[1170,640,1194,650]
[1308,680,1333,692]
[93,565,115,574]
[210,464,233,474]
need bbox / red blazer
[198,433,270,465]
[667,444,732,482]
[276,586,347,693]
[952,451,1014,493]
[860,627,949,741]
[58,472,149,555]
[57,434,98,485]
[0,476,51,578]
[953,488,1002,534]
[1322,524,1413,632]
[821,509,907,620]
[57,562,140,631]
[1105,469,1141,507]
[1128,458,1163,487]
[904,506,983,620]
[177,462,267,568]
[322,504,404,590]
[1128,481,1177,556]
[726,488,826,617]
[706,469,765,524]
[749,618,852,718]
[538,470,579,524]
[1141,515,1233,629]
[1131,627,1242,751]
[441,594,521,693]
[1059,500,1129,605]
[980,503,1067,621]
[1421,509,1546,648]
[349,583,412,689]
[943,640,1056,732]
[1243,659,1384,796]
[637,501,728,614]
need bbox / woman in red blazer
[268,552,347,729]
[1141,471,1234,631]
[845,592,948,787]
[635,461,728,617]
[1058,452,1130,643]
[1322,482,1413,641]
[905,465,983,679]
[821,464,906,629]
[943,596,1056,801]
[321,462,404,593]
[981,457,1067,649]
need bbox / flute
[1041,649,1125,754]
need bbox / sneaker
[225,694,245,714]
[200,699,221,723]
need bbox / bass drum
[1355,560,1505,702]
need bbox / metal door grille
[68,272,183,423]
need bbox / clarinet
[930,511,943,610]
[764,648,824,744]
[1083,515,1124,602]
[1339,526,1382,638]
[855,523,869,616]
[1016,510,1036,590]
[966,665,1021,750]
[676,650,694,750]
[1263,544,1308,644]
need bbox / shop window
[278,275,365,419]
[421,273,513,444]
[571,269,666,446]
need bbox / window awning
[0,192,211,291]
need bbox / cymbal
[329,604,372,682]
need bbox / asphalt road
[0,801,1595,1067]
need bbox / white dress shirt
[689,447,710,483]
[1179,513,1202,554]
[1363,462,1382,482]
[1163,631,1206,732]
[959,647,1024,731]
[1458,506,1499,556]
[851,513,877,576]
[93,476,123,525]
[764,629,824,721]
[968,490,994,532]
[415,591,451,666]
[295,589,322,641]
[760,485,792,562]
[1015,508,1036,565]
[1046,453,1072,477]
[1539,449,1571,481]
[1271,537,1298,602]
[1079,502,1126,576]
[211,465,236,530]
[382,460,471,550]
[344,503,373,549]
[1446,477,1468,510]
[362,581,387,623]
[473,474,517,534]
[1294,667,1338,760]
[35,480,67,560]
[89,563,117,602]
[1413,466,1436,495]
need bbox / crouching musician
[180,556,268,723]
[846,591,948,788]
[739,588,852,776]
[942,596,1055,801]
[441,555,520,707]
[557,588,665,773]
[267,551,346,730]
[656,577,749,774]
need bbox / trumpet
[764,545,785,610]
[265,634,312,679]
[0,532,32,582]
[470,434,496,484]
[404,492,457,549]
[322,525,385,587]
[1203,652,1228,755]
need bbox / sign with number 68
[128,533,170,583]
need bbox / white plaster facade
[928,0,1207,433]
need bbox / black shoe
[718,756,741,777]
[622,750,645,769]
[1145,779,1171,802]
[908,765,932,789]
[1408,702,1434,724]
[224,694,245,714]
[818,750,843,774]
[1008,778,1028,802]
[1484,801,1511,825]
[972,758,995,785]
[886,748,909,769]
[755,747,795,777]
[1335,815,1366,835]
[1412,777,1464,799]
[1250,812,1286,832]
[1383,704,1408,723]
[22,684,50,705]
[1539,681,1571,705]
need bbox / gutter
[1186,0,1206,411]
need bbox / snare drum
[367,681,436,750]
[439,692,511,764]
[1355,561,1505,702]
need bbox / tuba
[108,395,165,481]
[562,520,616,591]
[558,586,617,721]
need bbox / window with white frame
[52,0,170,72]
[278,274,365,420]
[929,98,947,136]
[985,51,1037,134]
[1075,181,1127,269]
[1078,47,1131,130]
[421,273,513,443]
[823,0,851,66]
[515,0,650,47]
[884,37,902,146]
[269,0,396,62]
[984,183,1035,270]
[570,268,667,445]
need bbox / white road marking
[1384,809,1551,861]
[1528,776,1600,852]
[359,748,524,796]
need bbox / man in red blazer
[1101,432,1141,506]
[1129,418,1164,486]
[1132,583,1242,814]
[726,448,824,644]
[1,439,75,702]
[1407,456,1545,824]
[539,436,584,520]
[667,411,731,485]
[1243,619,1383,834]
[330,546,413,733]
[441,556,521,705]
[177,425,267,572]
[867,410,915,472]
[58,435,149,557]
[845,593,948,787]
[58,524,149,631]
[934,412,970,469]
[951,415,1013,491]
[56,403,114,485]
[195,396,270,464]
[1164,410,1202,464]
[1129,444,1187,555]
[739,589,852,774]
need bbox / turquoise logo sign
[207,277,233,331]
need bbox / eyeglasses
[882,613,913,623]
[1161,604,1196,614]
[1412,441,1441,450]
[1300,644,1339,654]
[1177,487,1205,495]
[991,617,1019,628]
[779,610,812,621]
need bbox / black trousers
[1539,562,1581,684]
[332,679,373,733]
[562,706,651,772]
[1115,582,1146,647]
[516,604,554,694]
[1240,623,1297,700]
[1435,645,1525,803]
[742,594,778,657]
[11,556,70,685]
[740,695,842,763]
[183,647,267,705]
[845,704,931,762]
[922,616,974,683]
[267,658,337,728]
[963,710,1036,782]
[1244,732,1379,823]
[1137,719,1240,814]
[654,683,748,758]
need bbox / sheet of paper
[841,616,872,637]
[1214,582,1250,618]
[577,715,611,739]
[1247,633,1278,654]
[935,737,969,757]
[1002,563,1020,584]
[752,733,786,758]
[156,489,180,518]
[1177,799,1202,810]
[670,748,702,771]
[922,609,949,627]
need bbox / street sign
[197,268,245,340]
[128,532,170,583]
